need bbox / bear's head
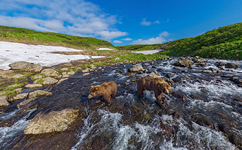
[159,82,171,94]
[88,85,101,99]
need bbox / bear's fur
[137,77,171,106]
[88,81,117,104]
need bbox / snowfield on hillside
[0,41,104,70]
[131,49,163,55]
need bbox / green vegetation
[0,25,115,50]
[118,22,242,59]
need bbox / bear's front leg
[96,96,102,103]
[155,93,168,108]
[103,95,112,104]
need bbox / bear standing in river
[88,81,117,104]
[137,77,171,107]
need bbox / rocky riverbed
[0,57,242,150]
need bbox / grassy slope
[118,22,242,59]
[0,25,115,50]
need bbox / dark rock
[171,91,189,101]
[216,62,227,67]
[166,73,175,78]
[225,63,239,69]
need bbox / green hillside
[0,26,115,50]
[118,22,242,59]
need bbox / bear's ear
[169,83,171,86]
[91,86,93,88]
[94,87,99,91]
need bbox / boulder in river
[0,96,9,107]
[174,57,194,67]
[41,69,60,78]
[9,61,42,73]
[128,65,144,72]
[24,108,79,134]
[225,63,239,69]
[28,90,52,99]
[10,93,28,101]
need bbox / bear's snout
[88,94,93,99]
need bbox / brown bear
[88,81,117,104]
[137,76,171,107]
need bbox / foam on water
[0,109,36,150]
[0,109,19,121]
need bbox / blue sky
[0,0,241,46]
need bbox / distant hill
[0,26,115,50]
[118,22,242,59]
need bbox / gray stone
[57,78,68,84]
[9,61,42,73]
[29,90,52,99]
[202,70,213,73]
[12,74,25,78]
[83,73,90,76]
[14,88,23,94]
[225,63,239,69]
[17,98,35,108]
[7,84,21,89]
[62,72,71,78]
[33,75,44,80]
[10,93,28,101]
[0,96,9,107]
[174,57,194,67]
[41,69,59,78]
[42,77,58,85]
[24,108,79,134]
[129,65,144,72]
[25,84,43,89]
[82,68,90,73]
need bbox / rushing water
[0,57,242,149]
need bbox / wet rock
[82,68,90,73]
[24,108,79,134]
[191,114,213,128]
[17,98,36,108]
[216,62,227,67]
[25,84,43,89]
[124,82,130,86]
[12,74,25,78]
[148,71,160,78]
[131,79,136,82]
[222,74,233,78]
[8,84,21,89]
[196,63,206,67]
[171,91,189,101]
[9,61,42,73]
[202,70,213,73]
[166,73,175,78]
[14,88,23,94]
[32,74,44,80]
[62,72,71,78]
[42,77,58,85]
[174,57,194,67]
[192,56,207,63]
[225,63,239,69]
[172,77,182,83]
[10,93,28,101]
[182,70,188,73]
[41,69,60,78]
[0,96,9,107]
[83,73,90,76]
[28,90,52,99]
[57,78,69,84]
[128,65,144,72]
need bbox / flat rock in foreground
[24,108,79,134]
[0,96,9,107]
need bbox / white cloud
[154,20,160,24]
[113,40,123,44]
[122,38,132,41]
[132,31,169,45]
[0,0,127,40]
[141,18,151,26]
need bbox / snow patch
[132,49,163,55]
[0,41,104,70]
